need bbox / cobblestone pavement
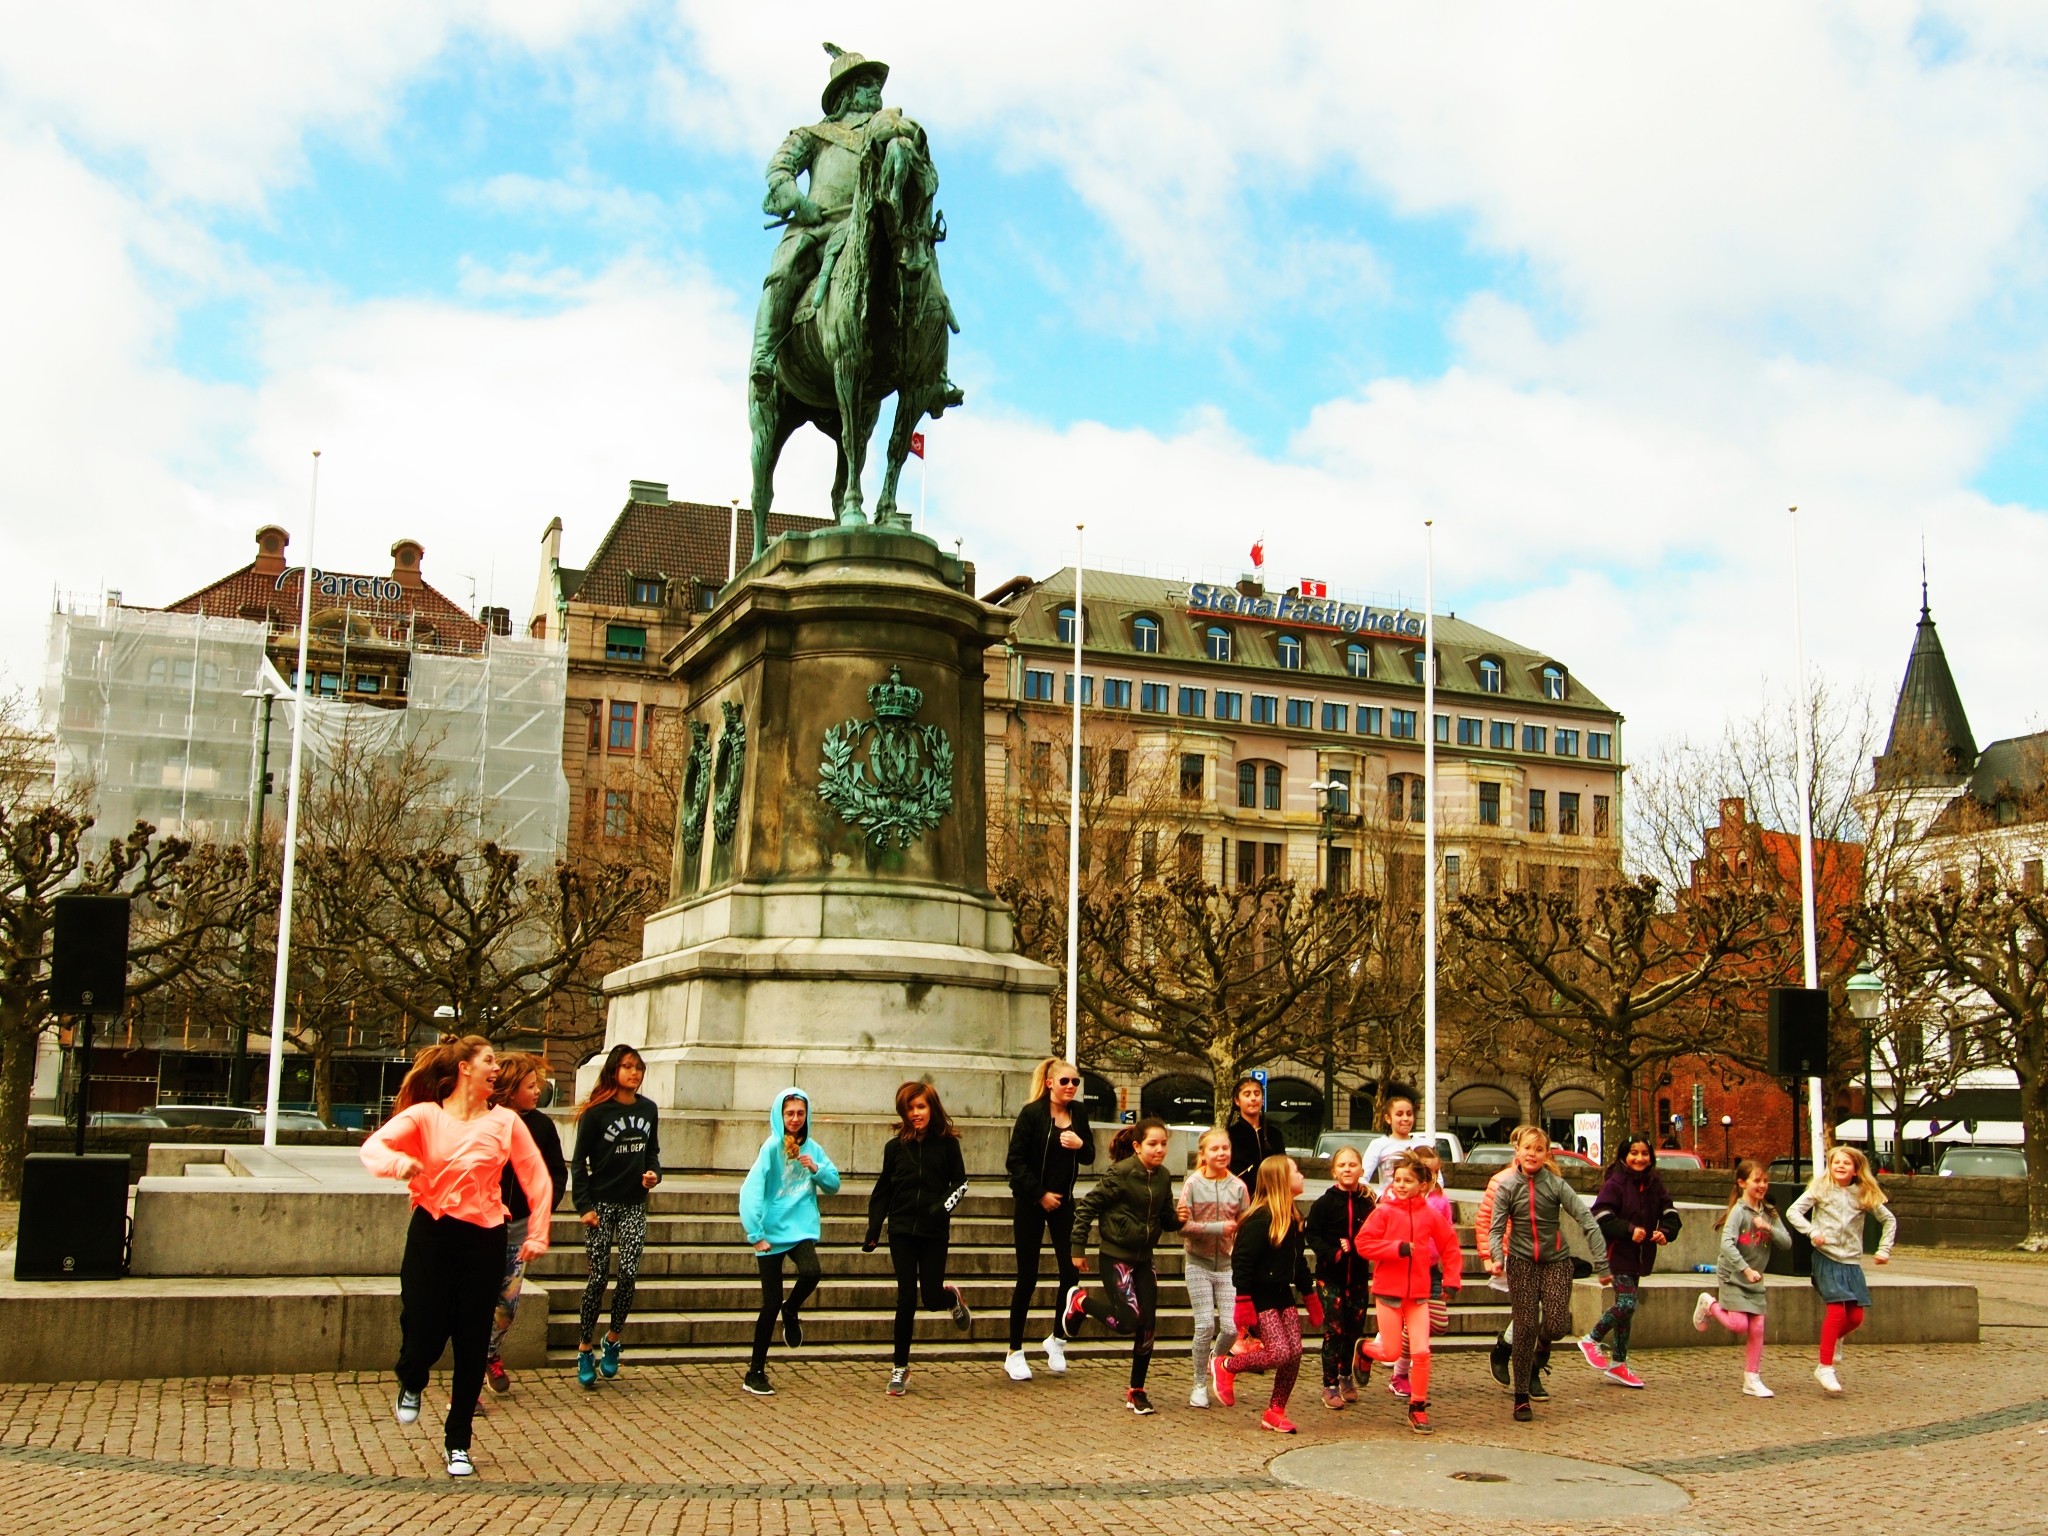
[0,1250,2041,1536]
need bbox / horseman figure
[746,43,963,562]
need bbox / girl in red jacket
[1354,1152,1463,1434]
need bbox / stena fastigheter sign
[1186,582,1425,638]
[274,567,406,604]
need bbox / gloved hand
[1303,1292,1325,1329]
[1233,1296,1256,1335]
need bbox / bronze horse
[747,130,957,563]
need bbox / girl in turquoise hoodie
[739,1088,840,1396]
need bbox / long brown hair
[577,1044,645,1118]
[1720,1157,1773,1229]
[893,1080,958,1141]
[1251,1154,1300,1244]
[395,1035,491,1111]
[489,1051,546,1111]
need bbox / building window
[2024,859,2044,895]
[1593,794,1611,836]
[1276,634,1303,669]
[1358,707,1382,736]
[1103,677,1132,709]
[1559,792,1581,836]
[1178,686,1206,718]
[586,702,601,752]
[1214,690,1243,722]
[1205,626,1233,662]
[609,701,637,751]
[1251,693,1279,725]
[1555,730,1580,757]
[1410,649,1436,684]
[354,675,381,694]
[1327,845,1353,894]
[1444,854,1461,902]
[700,586,718,611]
[1389,709,1416,740]
[1325,768,1351,814]
[1528,789,1547,833]
[631,577,664,606]
[603,789,632,838]
[1263,841,1282,879]
[1180,754,1205,799]
[1023,669,1055,702]
[1056,607,1080,645]
[1286,698,1314,729]
[1458,717,1481,746]
[1522,724,1547,753]
[1132,615,1160,653]
[1108,749,1128,796]
[1434,714,1450,743]
[1237,840,1258,886]
[1238,762,1258,808]
[1478,856,1501,896]
[1141,831,1158,879]
[1478,782,1500,826]
[318,672,341,697]
[1489,720,1514,750]
[1028,740,1052,789]
[1263,763,1283,810]
[1321,702,1349,732]
[1345,643,1370,679]
[606,624,647,662]
[1478,658,1503,693]
[1140,682,1171,714]
[1542,665,1567,700]
[1588,732,1613,761]
[1063,673,1094,706]
[1177,832,1203,878]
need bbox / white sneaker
[446,1449,475,1478]
[1042,1332,1067,1374]
[1814,1364,1843,1394]
[395,1390,421,1424]
[1742,1373,1774,1398]
[1189,1383,1210,1409]
[1004,1349,1033,1382]
[1692,1293,1715,1332]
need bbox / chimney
[479,605,512,637]
[628,480,670,505]
[390,539,424,590]
[253,525,289,578]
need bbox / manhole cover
[1271,1444,1689,1520]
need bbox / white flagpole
[919,445,927,535]
[265,450,319,1147]
[1065,526,1084,1065]
[1422,520,1438,1138]
[1789,506,1825,1172]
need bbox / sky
[5,2,2048,764]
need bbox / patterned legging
[1077,1257,1157,1388]
[1318,1280,1373,1388]
[579,1202,648,1345]
[1588,1273,1639,1362]
[1225,1303,1303,1413]
[485,1218,528,1365]
[1507,1254,1575,1395]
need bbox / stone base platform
[1569,1272,1979,1348]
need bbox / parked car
[1936,1145,2027,1179]
[1655,1150,1706,1171]
[1464,1143,1516,1168]
[88,1111,168,1128]
[148,1104,260,1129]
[1550,1148,1598,1170]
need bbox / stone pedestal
[599,529,1055,1165]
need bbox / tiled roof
[1964,731,2048,808]
[996,567,1616,715]
[576,498,831,606]
[159,564,488,651]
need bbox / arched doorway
[1141,1073,1214,1126]
[1542,1086,1604,1155]
[1079,1070,1119,1128]
[1448,1083,1519,1148]
[1265,1077,1324,1151]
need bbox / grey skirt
[1810,1250,1872,1307]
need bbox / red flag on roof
[1300,577,1328,599]
[909,431,926,459]
[1249,538,1264,569]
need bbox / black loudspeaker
[50,894,130,1013]
[15,1153,129,1280]
[1767,986,1830,1077]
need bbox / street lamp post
[1720,1113,1734,1168]
[1309,779,1341,1133]
[1845,963,1884,1167]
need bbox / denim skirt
[1809,1250,1872,1307]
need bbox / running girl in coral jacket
[1354,1153,1463,1434]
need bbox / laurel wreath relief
[818,716,955,848]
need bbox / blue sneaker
[600,1336,622,1379]
[576,1349,597,1389]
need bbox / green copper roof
[1875,596,1976,788]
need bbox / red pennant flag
[1249,538,1264,569]
[1299,577,1328,599]
[909,431,926,459]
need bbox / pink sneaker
[1389,1374,1412,1400]
[1604,1364,1646,1389]
[1210,1354,1236,1407]
[1576,1336,1612,1371]
[1260,1407,1298,1434]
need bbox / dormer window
[1205,625,1233,662]
[1541,665,1567,700]
[631,576,665,606]
[1056,606,1083,645]
[1275,634,1303,670]
[1478,657,1503,693]
[1345,642,1370,679]
[1409,648,1438,684]
[1132,614,1160,654]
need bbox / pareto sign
[275,568,406,605]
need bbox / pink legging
[1358,1298,1432,1402]
[1820,1301,1865,1365]
[1705,1301,1766,1372]
[1224,1304,1303,1413]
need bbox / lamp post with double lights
[1845,962,1884,1166]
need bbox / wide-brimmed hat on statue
[821,42,888,112]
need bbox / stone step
[541,1333,1503,1369]
[546,1214,1036,1248]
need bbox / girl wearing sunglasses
[1001,1057,1097,1380]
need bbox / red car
[1551,1148,1598,1169]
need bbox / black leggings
[1008,1199,1078,1351]
[888,1231,952,1368]
[1077,1255,1157,1389]
[396,1208,502,1452]
[750,1241,821,1371]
